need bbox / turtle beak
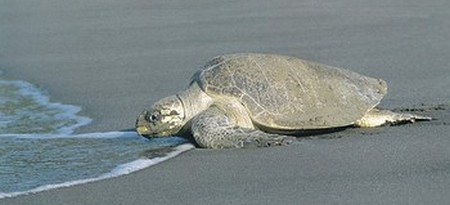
[137,126,150,135]
[136,125,158,139]
[136,110,154,137]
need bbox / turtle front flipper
[190,106,296,149]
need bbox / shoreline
[0,143,194,200]
[2,0,450,204]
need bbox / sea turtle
[136,53,431,149]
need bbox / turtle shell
[195,53,387,130]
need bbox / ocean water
[0,71,194,198]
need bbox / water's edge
[0,72,195,199]
[0,143,194,199]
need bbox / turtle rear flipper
[355,108,432,128]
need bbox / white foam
[0,143,195,199]
[0,131,138,139]
[0,132,189,149]
[0,74,196,199]
[0,79,92,135]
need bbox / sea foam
[0,78,91,135]
[0,143,194,199]
[0,72,195,199]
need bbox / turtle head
[136,95,186,138]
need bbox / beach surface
[2,0,450,204]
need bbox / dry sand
[1,0,450,204]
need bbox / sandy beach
[1,0,450,204]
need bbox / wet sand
[2,0,450,204]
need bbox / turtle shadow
[287,127,351,138]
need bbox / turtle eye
[146,113,160,122]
